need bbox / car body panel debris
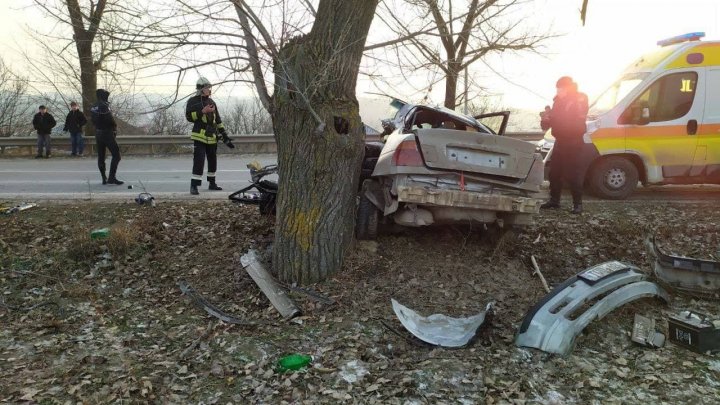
[241,249,301,319]
[229,162,277,215]
[391,298,494,347]
[668,311,720,353]
[649,236,720,298]
[2,202,37,215]
[515,261,670,355]
[178,280,260,325]
[631,314,665,348]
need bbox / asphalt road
[0,154,277,200]
[1,154,719,202]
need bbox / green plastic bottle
[90,228,110,240]
[277,354,312,372]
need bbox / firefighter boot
[208,181,223,191]
[570,204,583,215]
[190,185,199,195]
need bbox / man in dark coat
[32,105,56,158]
[90,89,123,185]
[63,101,88,156]
[540,76,589,214]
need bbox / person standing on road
[32,105,56,159]
[90,89,124,185]
[186,77,234,195]
[63,101,88,157]
[540,76,589,214]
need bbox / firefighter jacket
[186,95,226,145]
[540,91,589,145]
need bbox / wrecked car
[356,102,545,240]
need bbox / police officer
[540,76,589,214]
[186,77,233,195]
[91,89,123,185]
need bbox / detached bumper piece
[516,261,670,355]
[396,185,540,213]
[650,236,720,298]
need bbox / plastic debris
[631,314,665,348]
[391,299,494,347]
[90,228,110,240]
[277,354,312,372]
[2,202,37,215]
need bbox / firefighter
[540,76,589,214]
[186,77,234,195]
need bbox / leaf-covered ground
[1,200,719,404]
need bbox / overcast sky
[1,0,719,112]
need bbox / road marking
[0,169,251,174]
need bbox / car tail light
[392,140,424,166]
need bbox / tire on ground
[589,156,639,200]
[356,188,379,240]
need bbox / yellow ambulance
[541,32,720,199]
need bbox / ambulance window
[633,72,698,122]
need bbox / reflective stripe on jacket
[186,95,226,145]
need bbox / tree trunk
[271,0,378,284]
[444,62,460,109]
[76,41,97,136]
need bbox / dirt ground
[1,199,719,404]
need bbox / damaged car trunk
[357,103,544,239]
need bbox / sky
[1,0,719,115]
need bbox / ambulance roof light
[657,32,705,47]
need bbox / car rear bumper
[396,185,541,214]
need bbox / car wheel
[356,192,379,240]
[589,156,639,200]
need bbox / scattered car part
[649,236,720,298]
[229,162,278,215]
[178,280,262,325]
[241,249,301,319]
[2,202,37,215]
[631,314,665,348]
[134,192,155,206]
[515,261,670,355]
[391,299,494,347]
[668,310,720,353]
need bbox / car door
[623,69,705,179]
[699,67,720,182]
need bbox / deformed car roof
[391,101,494,134]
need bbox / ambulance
[539,32,720,199]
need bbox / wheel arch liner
[516,261,670,355]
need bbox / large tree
[235,0,378,283]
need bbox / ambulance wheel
[589,156,639,200]
[356,193,379,240]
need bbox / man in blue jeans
[32,105,56,158]
[63,101,88,156]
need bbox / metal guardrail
[0,132,543,154]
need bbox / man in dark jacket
[63,101,88,156]
[90,89,123,185]
[32,105,56,158]
[540,76,589,214]
[186,77,233,195]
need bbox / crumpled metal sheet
[391,299,494,347]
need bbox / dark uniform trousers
[191,140,218,186]
[96,130,121,180]
[549,141,583,205]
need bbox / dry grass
[65,228,101,262]
[107,224,139,258]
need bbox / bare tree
[222,98,273,134]
[0,59,33,137]
[147,106,187,135]
[372,0,549,109]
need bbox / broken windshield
[589,73,648,118]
